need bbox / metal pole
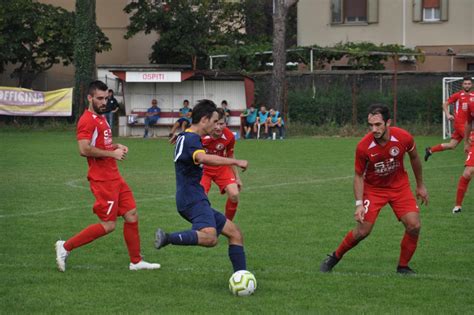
[393,53,398,126]
[209,56,213,70]
[310,48,314,72]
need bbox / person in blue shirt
[266,108,285,140]
[240,105,257,139]
[255,105,269,139]
[144,99,161,138]
[169,99,193,138]
[154,99,249,273]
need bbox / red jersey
[447,90,474,128]
[76,110,120,181]
[201,127,235,172]
[355,127,415,189]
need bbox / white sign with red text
[125,71,181,82]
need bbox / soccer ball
[228,270,257,296]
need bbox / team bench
[120,109,243,137]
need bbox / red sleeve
[447,92,460,104]
[354,144,368,175]
[76,115,95,141]
[225,128,235,157]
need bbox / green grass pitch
[0,130,473,313]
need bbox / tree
[0,0,110,89]
[271,0,298,117]
[124,0,243,69]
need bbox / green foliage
[124,0,244,68]
[0,0,110,88]
[287,84,442,125]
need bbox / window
[331,0,378,25]
[413,0,448,23]
[423,0,440,21]
[468,64,474,71]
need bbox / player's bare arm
[442,100,454,121]
[353,172,365,223]
[78,139,126,161]
[113,143,129,154]
[195,152,248,171]
[408,148,429,205]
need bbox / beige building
[297,0,474,71]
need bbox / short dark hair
[183,99,189,104]
[221,100,228,105]
[108,89,114,93]
[463,76,472,82]
[216,108,226,120]
[88,80,108,96]
[191,99,217,124]
[368,104,391,122]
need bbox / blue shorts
[177,118,191,126]
[178,200,227,235]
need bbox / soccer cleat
[320,252,340,273]
[397,265,416,275]
[154,228,169,250]
[452,206,462,214]
[424,147,432,162]
[129,260,161,271]
[55,240,69,272]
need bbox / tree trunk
[73,0,97,121]
[271,0,297,120]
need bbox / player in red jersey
[320,104,429,275]
[200,108,242,220]
[55,80,160,272]
[425,77,474,161]
[452,93,474,213]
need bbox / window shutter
[367,0,378,23]
[331,0,343,24]
[440,0,449,21]
[413,0,422,22]
[423,0,440,8]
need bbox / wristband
[355,200,363,207]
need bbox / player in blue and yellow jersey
[240,105,257,139]
[155,100,249,273]
[254,105,269,138]
[266,108,285,139]
[169,99,193,138]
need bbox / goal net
[442,77,473,139]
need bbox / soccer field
[1,131,473,313]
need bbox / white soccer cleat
[452,206,462,214]
[55,240,69,272]
[129,260,161,271]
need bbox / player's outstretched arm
[195,152,248,171]
[78,140,126,161]
[464,120,472,154]
[353,172,365,223]
[408,148,429,205]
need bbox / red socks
[456,176,471,206]
[399,232,419,267]
[225,199,238,221]
[64,223,107,251]
[123,221,142,264]
[430,144,444,153]
[335,231,359,259]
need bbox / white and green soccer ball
[228,270,257,296]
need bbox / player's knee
[203,235,218,247]
[406,222,421,235]
[123,209,138,223]
[227,189,239,202]
[101,221,116,233]
[463,168,474,179]
[355,226,371,240]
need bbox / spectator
[169,100,192,138]
[104,89,119,127]
[240,105,257,139]
[144,99,161,138]
[221,100,231,124]
[266,108,285,140]
[254,105,269,139]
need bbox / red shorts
[362,184,419,224]
[89,177,136,221]
[200,166,237,194]
[466,146,474,167]
[451,125,465,142]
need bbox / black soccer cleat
[424,147,432,162]
[154,228,170,250]
[320,252,340,273]
[397,265,416,275]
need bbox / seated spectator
[221,100,231,124]
[254,105,269,139]
[169,99,192,138]
[144,99,161,138]
[266,108,285,140]
[240,105,257,139]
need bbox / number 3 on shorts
[106,201,114,215]
[363,199,370,214]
